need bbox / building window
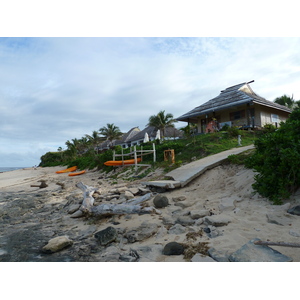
[229,110,245,121]
[271,114,279,123]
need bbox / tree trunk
[71,182,160,218]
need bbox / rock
[162,216,176,226]
[266,212,294,226]
[287,205,300,216]
[204,215,231,227]
[176,216,195,226]
[124,190,134,200]
[172,196,186,202]
[128,188,139,195]
[67,204,81,214]
[138,187,151,195]
[289,229,300,237]
[119,249,140,262]
[42,236,73,253]
[207,248,229,262]
[191,254,216,262]
[153,194,169,208]
[168,224,187,234]
[219,198,237,212]
[94,226,118,246]
[70,210,84,218]
[124,222,158,243]
[132,245,164,262]
[228,238,293,262]
[98,245,120,262]
[162,242,184,256]
[190,209,210,219]
[203,225,223,238]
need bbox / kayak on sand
[56,166,77,174]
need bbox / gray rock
[94,226,118,246]
[162,216,176,226]
[219,198,237,212]
[228,238,293,262]
[172,196,186,202]
[67,204,81,214]
[42,236,73,253]
[266,212,295,226]
[207,247,230,262]
[124,222,158,243]
[162,242,184,256]
[204,215,231,227]
[132,245,164,262]
[287,205,300,216]
[191,254,216,262]
[190,209,210,219]
[153,194,169,208]
[98,245,120,262]
[124,190,134,200]
[168,224,187,234]
[289,229,300,237]
[176,216,195,226]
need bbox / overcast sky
[1,36,300,167]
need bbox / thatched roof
[176,81,292,122]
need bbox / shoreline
[1,164,300,262]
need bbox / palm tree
[99,123,123,147]
[85,131,105,154]
[274,94,298,109]
[147,110,177,138]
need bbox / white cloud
[1,37,300,166]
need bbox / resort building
[176,81,292,133]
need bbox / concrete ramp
[143,145,254,189]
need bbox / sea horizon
[0,167,28,173]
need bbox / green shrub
[246,109,300,204]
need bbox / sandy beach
[1,163,300,262]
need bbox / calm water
[0,167,27,173]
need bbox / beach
[1,163,300,262]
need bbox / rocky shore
[1,164,300,262]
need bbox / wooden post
[113,150,115,161]
[121,147,124,166]
[134,145,137,172]
[141,146,143,162]
[153,143,156,162]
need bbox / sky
[1,2,300,167]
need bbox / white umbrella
[155,129,160,140]
[143,132,149,143]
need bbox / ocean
[0,167,27,173]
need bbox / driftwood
[31,180,48,189]
[254,240,300,248]
[71,182,160,218]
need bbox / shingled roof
[176,81,292,122]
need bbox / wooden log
[254,240,300,248]
[73,182,160,218]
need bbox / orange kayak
[68,170,86,176]
[56,166,77,174]
[104,158,141,166]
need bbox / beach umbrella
[155,129,160,140]
[143,132,149,143]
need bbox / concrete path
[143,144,255,189]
